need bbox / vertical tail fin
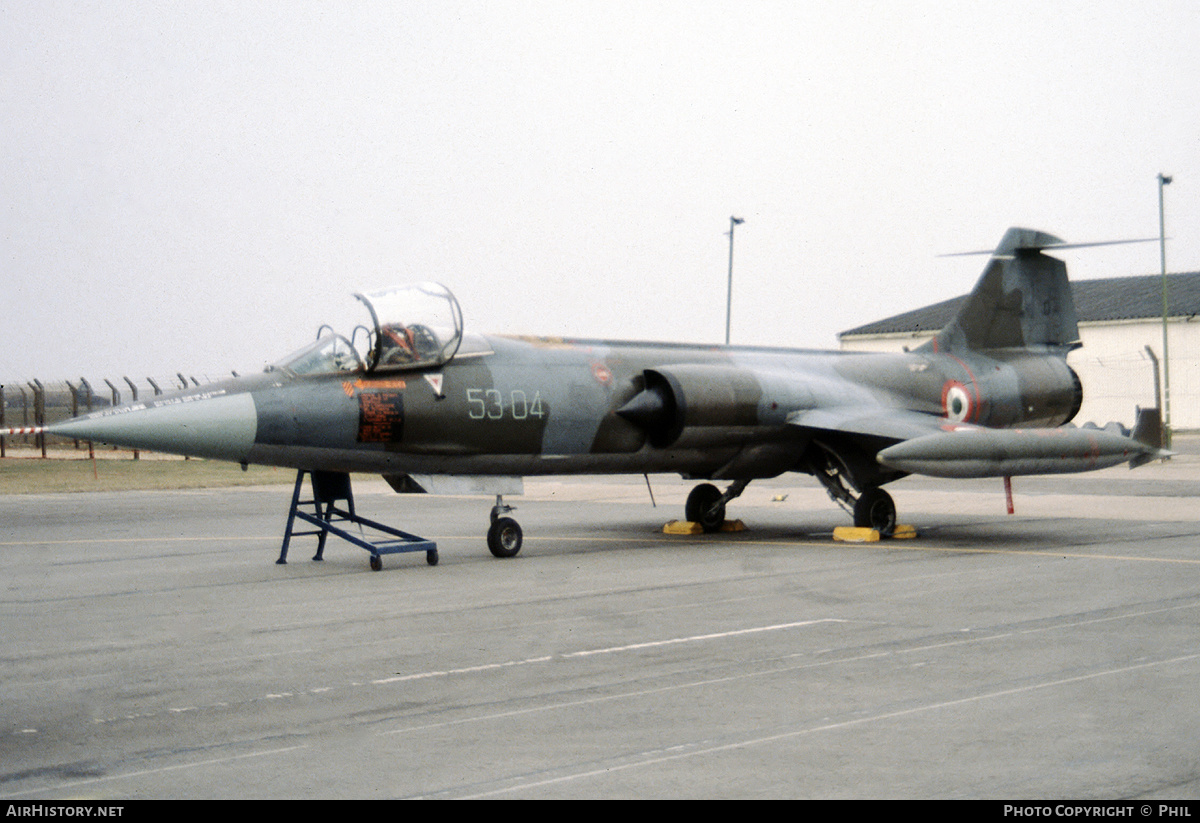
[920,228,1081,356]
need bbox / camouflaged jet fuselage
[241,334,1082,480]
[47,230,1168,554]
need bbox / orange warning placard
[358,391,404,443]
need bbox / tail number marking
[467,388,546,421]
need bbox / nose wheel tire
[487,516,523,558]
[853,488,896,537]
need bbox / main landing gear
[851,487,897,536]
[684,479,749,533]
[684,475,896,536]
[810,449,898,537]
[680,446,902,538]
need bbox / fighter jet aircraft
[46,227,1168,568]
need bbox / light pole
[1158,173,1173,447]
[725,216,744,345]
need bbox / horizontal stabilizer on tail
[923,228,1161,357]
[919,227,1081,356]
[940,231,1160,257]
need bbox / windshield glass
[272,334,363,376]
[355,282,463,371]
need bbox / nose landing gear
[487,495,523,557]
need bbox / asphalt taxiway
[3,445,1200,799]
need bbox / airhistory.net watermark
[6,807,123,818]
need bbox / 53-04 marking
[466,388,546,420]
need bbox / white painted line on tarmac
[459,651,1200,798]
[371,618,843,685]
[560,618,844,657]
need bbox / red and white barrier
[1,427,45,436]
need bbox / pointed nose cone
[48,391,258,462]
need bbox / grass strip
[0,456,294,494]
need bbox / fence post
[123,377,140,460]
[104,380,122,452]
[29,380,45,458]
[79,378,95,454]
[65,381,80,449]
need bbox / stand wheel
[487,517,523,558]
[427,550,439,566]
[369,554,383,572]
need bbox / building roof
[840,272,1200,339]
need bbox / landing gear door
[355,283,464,372]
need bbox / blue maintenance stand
[278,470,438,570]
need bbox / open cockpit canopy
[269,282,465,377]
[355,282,464,372]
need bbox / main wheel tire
[685,483,725,533]
[487,517,523,558]
[853,488,896,537]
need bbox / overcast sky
[4,1,1199,382]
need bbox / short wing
[786,406,959,443]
